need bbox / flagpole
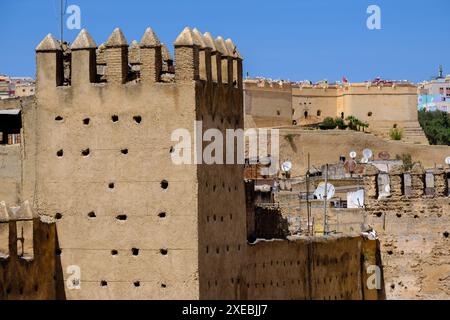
[60,0,63,43]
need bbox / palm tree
[345,116,358,131]
[360,121,369,132]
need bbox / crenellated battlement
[35,27,243,90]
[0,201,59,299]
[363,164,450,201]
[0,201,50,260]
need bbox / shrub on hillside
[389,128,404,140]
[335,117,348,130]
[319,117,336,130]
[395,153,414,171]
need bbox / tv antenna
[57,0,68,43]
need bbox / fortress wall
[292,86,338,122]
[0,145,21,205]
[363,166,450,299]
[20,27,249,300]
[244,82,292,127]
[29,80,200,300]
[257,166,450,299]
[0,98,27,206]
[196,39,248,299]
[0,98,23,110]
[245,81,426,143]
[246,82,420,126]
[244,115,291,129]
[24,28,213,299]
[300,206,365,235]
[0,203,61,300]
[239,236,381,300]
[339,85,419,131]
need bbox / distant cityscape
[0,74,35,99]
[418,66,450,112]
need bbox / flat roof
[0,109,20,115]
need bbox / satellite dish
[378,151,390,160]
[259,156,271,165]
[349,151,357,159]
[363,148,373,159]
[281,161,292,172]
[445,157,450,165]
[344,159,357,173]
[248,156,260,165]
[360,157,369,164]
[313,182,335,200]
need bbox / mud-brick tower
[25,26,245,299]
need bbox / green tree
[345,116,358,130]
[335,117,347,130]
[345,116,367,131]
[418,110,450,145]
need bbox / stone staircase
[372,121,429,145]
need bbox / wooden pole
[306,153,311,235]
[323,164,328,235]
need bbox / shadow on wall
[240,236,385,300]
[0,202,66,300]
[361,239,386,300]
[54,227,66,300]
[375,240,387,300]
[253,206,290,240]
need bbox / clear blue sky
[1,0,449,82]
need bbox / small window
[276,110,281,116]
[0,110,22,145]
[317,110,322,117]
[304,111,308,118]
[368,112,373,117]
